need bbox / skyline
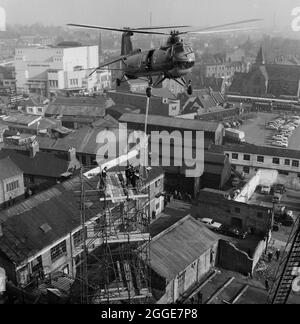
[0,0,299,32]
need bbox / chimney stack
[29,140,39,158]
[68,147,76,162]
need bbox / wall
[218,239,253,275]
[0,174,25,206]
[194,192,271,235]
[218,238,266,275]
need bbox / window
[50,240,67,262]
[292,160,299,168]
[243,166,250,174]
[37,108,43,113]
[285,159,290,166]
[257,212,263,219]
[232,153,238,160]
[6,180,19,192]
[273,158,280,165]
[257,156,264,163]
[225,153,229,158]
[243,154,250,161]
[235,207,241,213]
[156,202,160,210]
[73,228,87,248]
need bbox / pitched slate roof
[0,149,74,178]
[119,113,221,133]
[148,215,219,281]
[0,177,96,264]
[37,126,127,155]
[0,157,23,181]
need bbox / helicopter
[68,19,261,97]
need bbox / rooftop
[210,143,300,160]
[0,156,23,181]
[148,215,219,281]
[120,113,221,133]
[0,148,79,179]
[37,126,127,155]
[0,177,88,264]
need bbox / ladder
[271,221,300,304]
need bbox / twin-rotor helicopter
[68,19,261,97]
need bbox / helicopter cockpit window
[184,45,193,54]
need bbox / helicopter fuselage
[123,42,195,80]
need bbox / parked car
[272,192,283,203]
[199,218,222,232]
[273,184,286,194]
[271,141,288,148]
[274,210,294,227]
[261,185,271,195]
[218,225,248,239]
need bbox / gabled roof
[92,114,120,128]
[37,126,127,155]
[120,113,221,133]
[148,215,219,281]
[0,157,23,181]
[0,149,76,179]
[0,177,97,264]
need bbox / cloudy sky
[0,0,299,30]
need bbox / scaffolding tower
[75,160,152,304]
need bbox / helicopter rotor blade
[133,25,190,30]
[189,26,258,35]
[67,23,167,35]
[178,18,263,35]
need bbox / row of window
[50,228,87,263]
[231,153,300,168]
[49,80,58,88]
[70,79,78,86]
[6,180,19,192]
[27,107,43,113]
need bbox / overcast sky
[0,0,299,30]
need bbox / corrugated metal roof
[149,215,219,281]
[120,114,220,133]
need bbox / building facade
[210,143,300,190]
[15,44,99,96]
[0,157,25,208]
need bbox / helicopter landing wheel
[187,83,193,96]
[116,78,121,87]
[146,86,152,98]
